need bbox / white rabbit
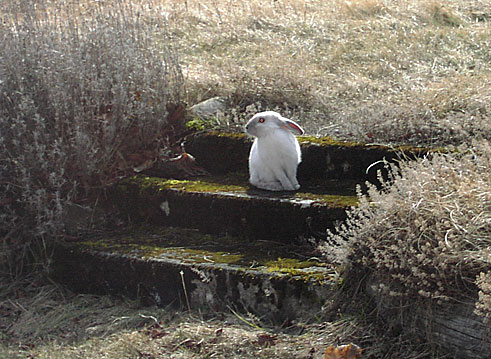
[245,111,304,191]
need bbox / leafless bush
[323,141,491,317]
[0,0,183,276]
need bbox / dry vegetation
[0,0,183,275]
[163,0,490,146]
[1,280,440,359]
[1,0,490,358]
[323,142,491,323]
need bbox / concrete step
[184,132,429,182]
[107,132,429,241]
[54,132,430,323]
[52,227,339,323]
[108,174,358,241]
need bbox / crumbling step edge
[52,239,339,323]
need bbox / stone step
[108,174,358,241]
[184,132,429,182]
[52,227,339,322]
[106,132,428,242]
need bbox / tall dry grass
[0,0,183,277]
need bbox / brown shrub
[323,141,491,316]
[0,0,183,276]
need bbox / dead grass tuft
[425,1,463,27]
[0,279,170,345]
[343,0,387,18]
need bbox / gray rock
[189,97,227,120]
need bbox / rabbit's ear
[281,118,304,135]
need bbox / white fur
[245,111,304,191]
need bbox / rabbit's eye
[258,118,265,123]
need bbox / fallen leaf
[256,333,277,346]
[325,343,362,359]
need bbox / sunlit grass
[163,0,490,145]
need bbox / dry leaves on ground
[325,343,362,359]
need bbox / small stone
[189,97,227,120]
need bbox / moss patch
[121,175,358,207]
[263,258,331,281]
[75,227,333,283]
[298,135,439,154]
[299,135,366,148]
[134,176,248,193]
[205,131,249,140]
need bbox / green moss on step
[206,131,248,140]
[119,175,358,207]
[204,131,362,148]
[298,135,446,154]
[128,176,248,194]
[265,257,319,269]
[73,227,334,283]
[200,131,443,154]
[130,246,244,264]
[264,257,328,281]
[168,248,243,264]
[298,136,365,148]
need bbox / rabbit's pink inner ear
[284,121,304,135]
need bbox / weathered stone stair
[107,175,358,241]
[54,227,338,322]
[51,132,491,357]
[52,133,425,321]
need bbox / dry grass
[159,0,490,146]
[0,281,440,359]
